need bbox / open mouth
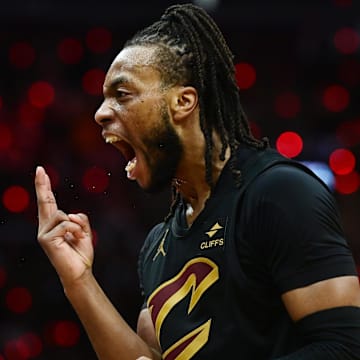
[104,134,137,179]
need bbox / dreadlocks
[125,3,268,221]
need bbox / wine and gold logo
[147,257,219,359]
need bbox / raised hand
[35,166,94,287]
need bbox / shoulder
[240,160,344,251]
[244,161,332,207]
[239,162,356,292]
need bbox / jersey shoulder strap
[238,148,329,197]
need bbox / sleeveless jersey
[138,147,357,359]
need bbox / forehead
[105,45,161,86]
[114,45,159,67]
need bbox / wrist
[62,269,97,301]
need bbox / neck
[173,144,230,226]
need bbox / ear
[170,86,198,123]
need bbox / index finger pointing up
[35,166,58,226]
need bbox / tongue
[125,157,137,179]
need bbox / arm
[276,276,360,359]
[281,275,360,322]
[245,164,360,358]
[65,274,161,360]
[35,166,160,360]
[137,308,161,357]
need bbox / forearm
[64,272,159,360]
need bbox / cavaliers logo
[147,257,219,359]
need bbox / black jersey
[138,147,357,359]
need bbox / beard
[141,105,183,193]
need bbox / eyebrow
[108,75,131,89]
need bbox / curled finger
[68,213,91,234]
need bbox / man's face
[95,45,183,192]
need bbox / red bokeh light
[82,167,109,193]
[0,123,13,150]
[82,68,105,95]
[4,339,28,360]
[335,171,359,194]
[334,27,360,55]
[52,320,80,347]
[2,186,30,213]
[0,267,7,288]
[28,81,55,108]
[21,333,43,358]
[329,148,356,175]
[322,85,349,112]
[86,27,112,53]
[276,131,303,158]
[235,62,256,90]
[9,42,36,69]
[3,334,42,360]
[336,119,360,147]
[274,91,301,119]
[6,287,32,314]
[71,117,103,156]
[57,37,84,64]
[18,102,45,128]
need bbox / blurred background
[0,0,359,358]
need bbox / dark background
[0,0,359,359]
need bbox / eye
[115,90,130,100]
[116,90,126,97]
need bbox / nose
[94,100,113,126]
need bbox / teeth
[105,135,120,144]
[125,158,137,172]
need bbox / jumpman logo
[153,228,169,261]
